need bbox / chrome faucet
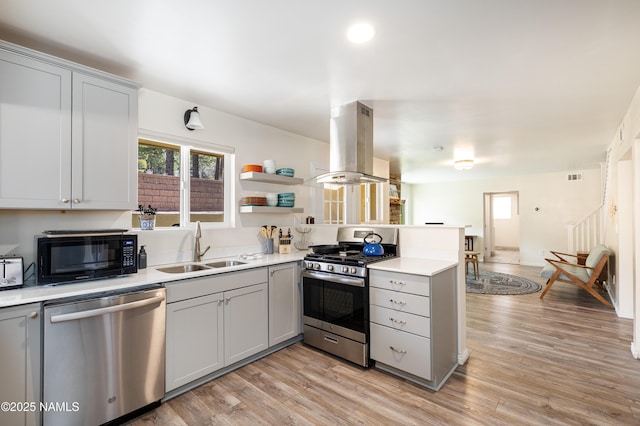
[194,221,211,262]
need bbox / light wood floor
[484,248,520,265]
[129,262,640,425]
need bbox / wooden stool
[465,251,480,280]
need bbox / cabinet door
[224,283,268,366]
[0,303,41,426]
[0,49,72,209]
[72,72,137,209]
[166,293,224,392]
[268,263,301,346]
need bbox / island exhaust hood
[310,101,387,186]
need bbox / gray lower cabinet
[223,283,269,365]
[0,303,41,426]
[268,262,301,347]
[369,267,457,391]
[166,292,224,391]
[165,268,269,392]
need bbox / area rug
[466,271,542,295]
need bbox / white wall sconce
[454,159,474,170]
[184,107,205,131]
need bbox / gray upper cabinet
[0,42,138,210]
[0,49,72,209]
[71,72,137,209]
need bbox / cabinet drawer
[370,270,430,296]
[370,323,431,380]
[370,287,430,317]
[166,268,268,302]
[370,305,430,338]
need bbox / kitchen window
[323,186,345,224]
[133,134,232,228]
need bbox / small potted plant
[137,204,157,230]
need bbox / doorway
[483,191,520,264]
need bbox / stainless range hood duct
[311,101,387,186]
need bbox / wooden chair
[465,250,480,280]
[539,244,611,308]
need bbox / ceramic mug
[263,159,276,174]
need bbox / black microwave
[37,230,137,285]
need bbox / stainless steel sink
[157,264,211,273]
[205,260,247,268]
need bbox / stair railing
[567,204,604,253]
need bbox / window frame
[137,130,235,229]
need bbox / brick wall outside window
[138,173,223,212]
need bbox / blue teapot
[363,232,384,256]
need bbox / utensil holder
[263,238,274,254]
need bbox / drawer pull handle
[324,336,339,344]
[389,346,407,354]
[389,317,406,325]
[389,280,406,285]
[389,299,406,305]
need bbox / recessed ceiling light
[347,23,375,44]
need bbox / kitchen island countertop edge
[367,257,458,276]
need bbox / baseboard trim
[458,348,470,365]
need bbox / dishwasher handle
[49,292,165,323]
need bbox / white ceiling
[2,0,640,182]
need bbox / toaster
[0,256,24,290]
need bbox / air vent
[567,173,583,181]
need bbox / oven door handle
[302,270,365,287]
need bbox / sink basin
[157,264,211,273]
[205,260,247,268]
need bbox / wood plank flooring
[128,262,640,425]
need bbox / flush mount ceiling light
[184,107,205,131]
[347,23,375,43]
[454,159,474,170]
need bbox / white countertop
[367,257,458,276]
[0,252,306,308]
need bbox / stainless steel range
[302,226,399,367]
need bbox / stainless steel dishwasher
[43,286,166,426]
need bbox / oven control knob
[350,267,357,274]
[314,263,321,270]
[342,266,348,273]
[306,262,313,269]
[327,264,334,271]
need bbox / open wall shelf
[239,172,303,185]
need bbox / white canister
[263,159,276,174]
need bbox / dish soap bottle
[138,245,147,269]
